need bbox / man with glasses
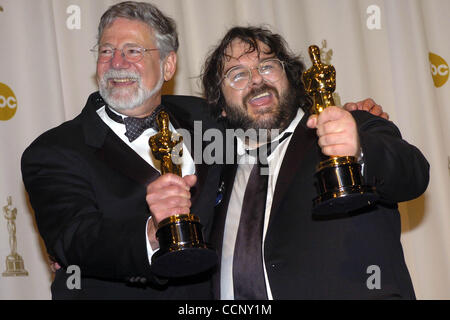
[21,1,221,299]
[151,26,429,299]
[203,26,429,299]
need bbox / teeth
[252,92,270,100]
[112,78,136,83]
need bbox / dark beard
[223,83,298,139]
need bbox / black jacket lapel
[95,131,161,185]
[268,116,317,224]
[81,92,160,186]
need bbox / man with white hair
[21,1,221,299]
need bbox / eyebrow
[223,55,278,75]
[98,42,142,47]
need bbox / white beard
[98,63,164,111]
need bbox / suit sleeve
[21,139,160,284]
[353,110,430,203]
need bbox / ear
[221,109,227,117]
[163,51,177,81]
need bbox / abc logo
[429,52,448,88]
[0,83,17,121]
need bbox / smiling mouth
[109,78,138,86]
[248,91,273,106]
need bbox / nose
[249,67,264,87]
[110,49,131,69]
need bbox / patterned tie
[232,132,291,300]
[105,105,164,142]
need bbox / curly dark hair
[201,26,311,120]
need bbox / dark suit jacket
[211,110,429,299]
[21,92,221,299]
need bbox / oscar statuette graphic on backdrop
[2,196,28,276]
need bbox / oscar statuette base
[313,156,379,216]
[151,214,218,278]
[2,254,28,277]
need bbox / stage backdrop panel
[0,0,448,299]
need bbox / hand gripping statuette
[302,45,378,216]
[149,110,217,277]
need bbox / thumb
[183,174,197,188]
[316,106,345,126]
[306,114,318,129]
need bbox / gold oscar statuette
[302,45,378,216]
[149,111,217,278]
[2,196,28,277]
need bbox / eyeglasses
[91,43,159,63]
[223,58,285,90]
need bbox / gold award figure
[303,45,378,216]
[149,111,217,278]
[303,45,336,114]
[3,196,28,276]
[149,111,182,176]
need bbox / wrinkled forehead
[223,38,274,65]
[99,17,156,46]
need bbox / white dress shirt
[96,105,195,265]
[220,108,305,300]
